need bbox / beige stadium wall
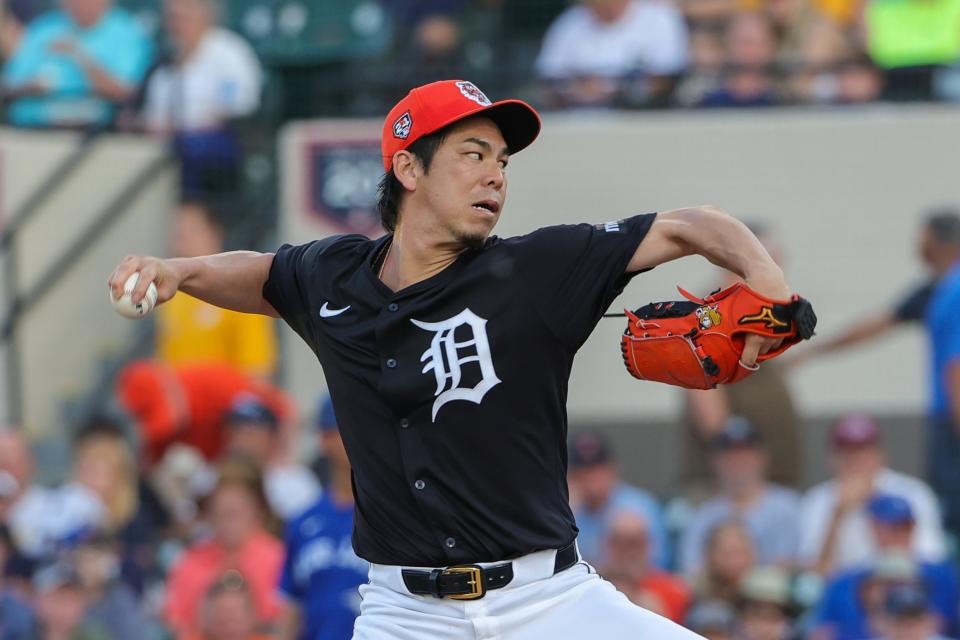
[278,106,959,428]
[0,129,175,436]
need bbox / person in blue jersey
[278,397,369,640]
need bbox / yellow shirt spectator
[156,293,278,379]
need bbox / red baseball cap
[830,414,881,448]
[381,79,542,172]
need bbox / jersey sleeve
[507,213,657,348]
[263,241,320,344]
[891,280,936,323]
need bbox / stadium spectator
[737,566,795,640]
[684,223,803,491]
[1,0,153,128]
[918,210,960,542]
[787,53,884,105]
[143,0,263,196]
[115,360,293,464]
[874,583,954,640]
[794,210,960,364]
[535,0,688,108]
[0,523,37,639]
[156,200,279,380]
[278,396,368,640]
[798,415,946,575]
[70,419,170,593]
[33,560,108,640]
[164,458,284,638]
[692,520,757,605]
[811,494,959,640]
[0,428,106,561]
[599,510,691,623]
[148,443,210,544]
[223,393,319,521]
[773,0,879,104]
[698,11,780,107]
[386,1,467,73]
[674,23,725,106]
[191,571,273,640]
[566,430,669,569]
[863,0,960,100]
[679,417,800,577]
[74,530,150,640]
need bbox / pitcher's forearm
[173,251,278,316]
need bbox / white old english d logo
[411,308,501,421]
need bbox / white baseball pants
[352,545,704,639]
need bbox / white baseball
[110,272,158,319]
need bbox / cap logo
[456,81,491,106]
[393,111,412,140]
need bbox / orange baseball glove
[620,282,816,389]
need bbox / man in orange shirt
[156,201,278,380]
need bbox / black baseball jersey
[263,213,657,567]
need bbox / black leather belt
[401,541,578,600]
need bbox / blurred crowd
[3,0,959,220]
[0,200,955,640]
[4,0,960,639]
[3,0,960,154]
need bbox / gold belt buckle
[443,565,485,600]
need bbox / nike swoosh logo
[319,302,351,318]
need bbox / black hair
[72,415,127,449]
[924,207,960,247]
[377,129,448,232]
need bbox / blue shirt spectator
[814,560,959,640]
[575,482,670,569]
[279,493,368,640]
[925,256,960,538]
[678,417,800,576]
[926,260,960,418]
[278,396,368,640]
[2,1,152,127]
[568,430,670,569]
[814,494,960,640]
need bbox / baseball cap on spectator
[33,560,82,593]
[381,80,542,171]
[315,395,339,433]
[870,550,919,582]
[568,431,612,469]
[885,583,931,618]
[868,493,915,526]
[685,600,737,635]
[739,566,793,611]
[830,414,881,448]
[709,416,762,451]
[224,393,279,431]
